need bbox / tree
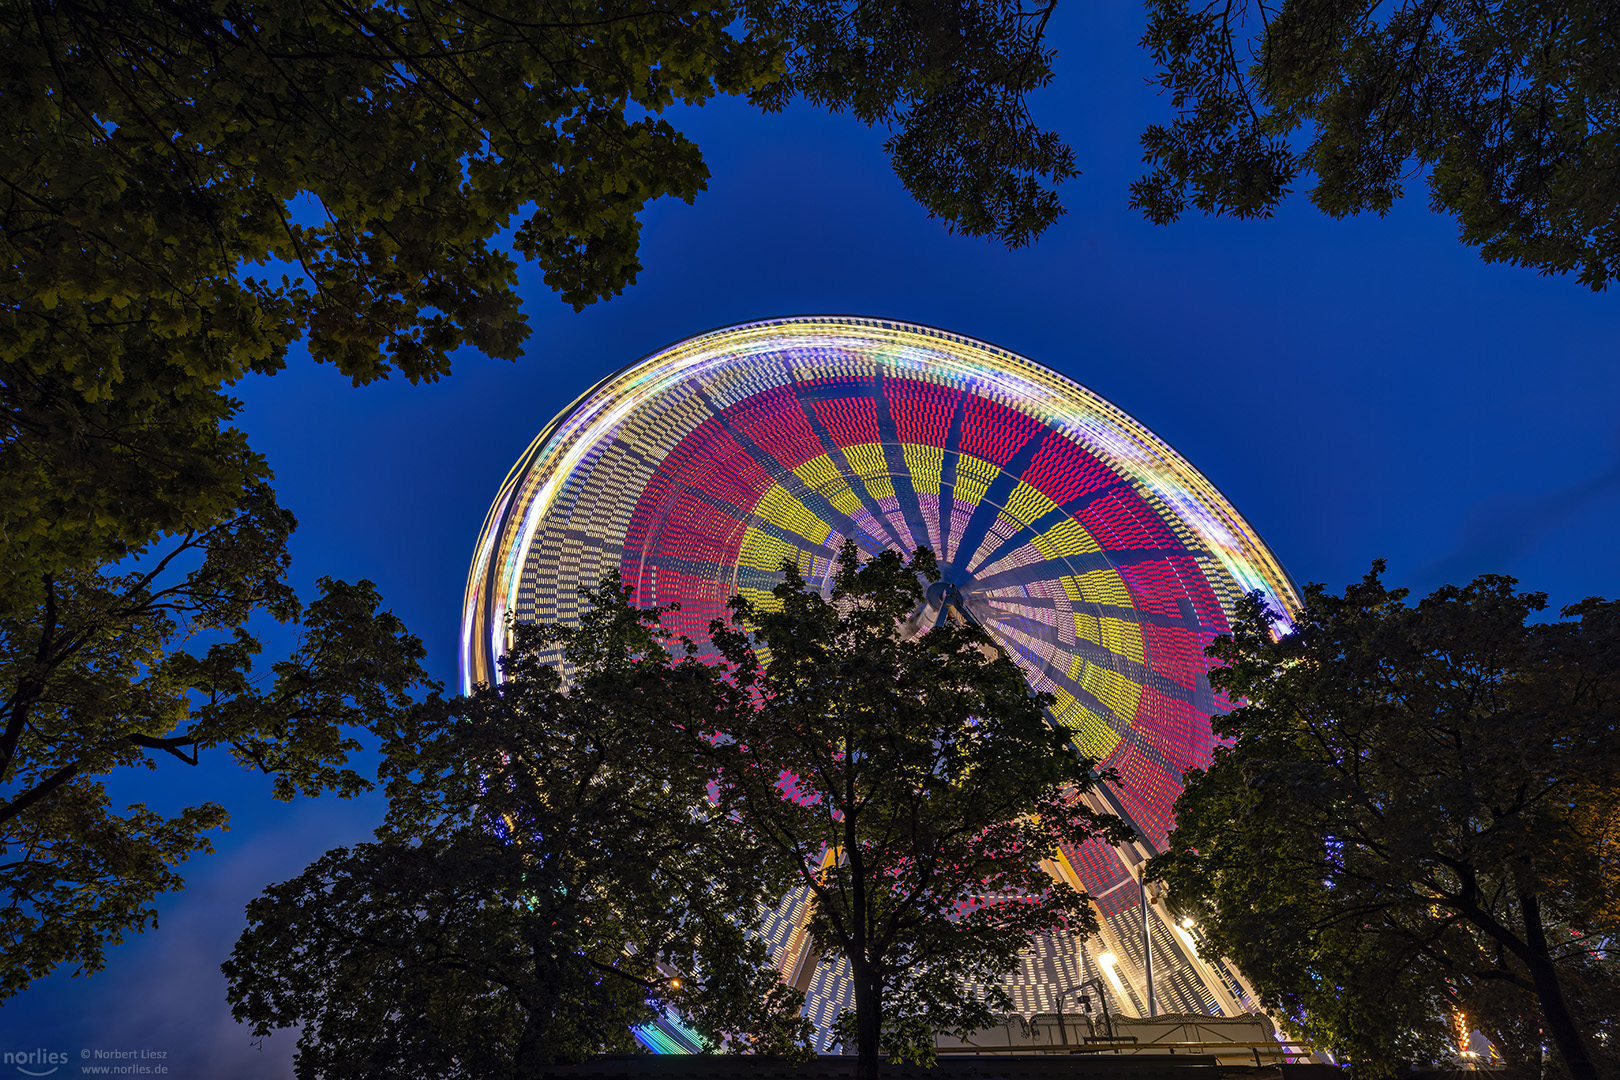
[1,0,1076,999]
[1134,0,1620,289]
[1,0,1077,611]
[1148,565,1620,1078]
[705,542,1133,1080]
[748,0,1076,248]
[226,576,812,1078]
[0,484,433,998]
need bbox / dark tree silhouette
[707,542,1133,1079]
[1151,565,1620,1077]
[1135,0,1620,290]
[227,576,810,1076]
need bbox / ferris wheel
[461,316,1298,1039]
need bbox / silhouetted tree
[707,542,1133,1080]
[1151,565,1620,1078]
[1135,0,1620,290]
[226,576,811,1077]
[0,486,432,998]
[2,0,1076,611]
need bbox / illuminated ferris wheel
[461,316,1299,1041]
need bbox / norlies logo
[3,1049,66,1077]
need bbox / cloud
[0,798,375,1079]
[1422,453,1620,588]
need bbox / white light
[1095,952,1130,1005]
[1181,918,1195,928]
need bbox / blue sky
[5,3,1618,1073]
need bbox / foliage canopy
[226,577,811,1077]
[0,487,432,998]
[0,0,1077,1000]
[1150,565,1620,1079]
[707,543,1133,1078]
[1,0,1077,608]
[1135,0,1620,289]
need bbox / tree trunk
[512,1004,548,1080]
[850,955,882,1080]
[846,784,881,1080]
[513,940,551,1080]
[1517,890,1597,1080]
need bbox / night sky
[6,4,1618,1074]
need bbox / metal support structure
[1142,875,1156,1018]
[1072,784,1251,1021]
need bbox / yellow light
[1096,952,1130,1006]
[670,978,682,989]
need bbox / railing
[935,1039,1316,1065]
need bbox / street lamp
[1057,977,1115,1042]
[1053,984,1086,1047]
